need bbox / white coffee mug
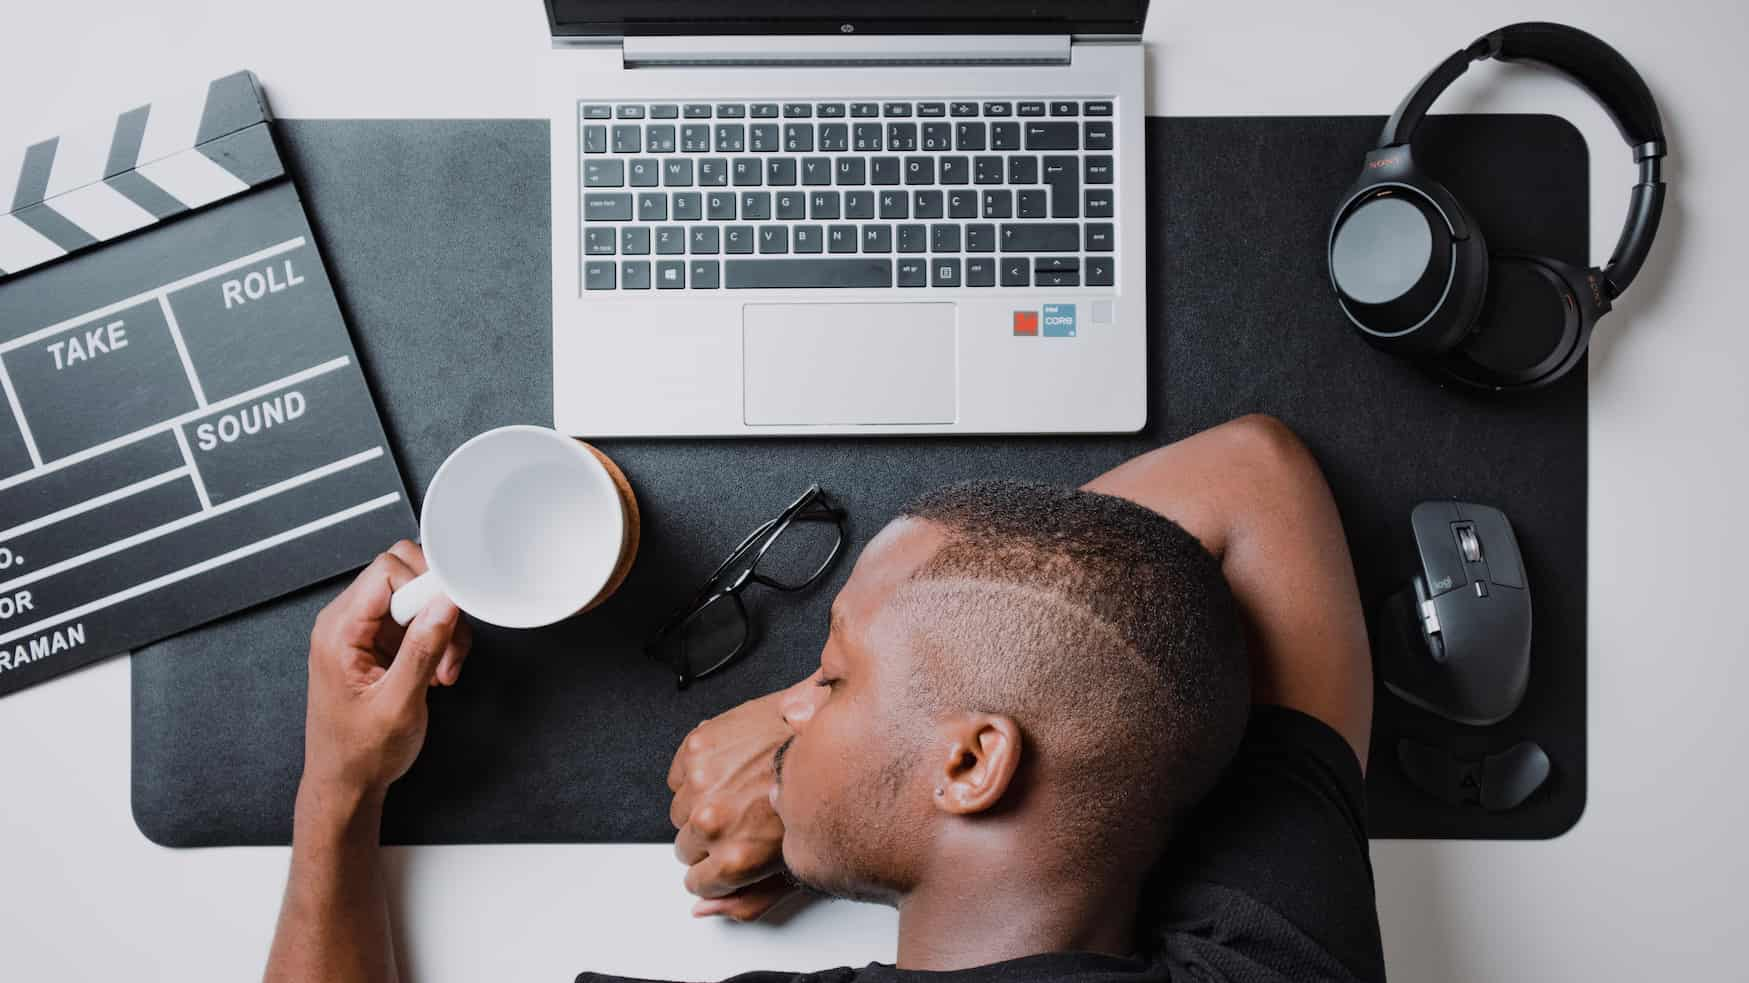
[389,426,633,629]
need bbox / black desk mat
[131,115,1587,845]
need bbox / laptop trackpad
[743,303,957,426]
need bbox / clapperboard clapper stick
[0,71,416,696]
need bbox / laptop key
[974,157,1004,185]
[897,225,927,253]
[1017,189,1047,219]
[652,104,680,119]
[818,103,847,118]
[647,125,677,153]
[715,124,746,152]
[638,193,668,221]
[1085,121,1114,150]
[758,226,789,253]
[584,193,633,220]
[582,104,612,120]
[967,257,996,286]
[785,124,814,152]
[1000,223,1078,251]
[883,102,913,117]
[1025,122,1078,150]
[732,159,761,186]
[897,258,926,287]
[1087,256,1115,286]
[983,101,1013,117]
[966,224,996,252]
[921,123,952,151]
[872,157,901,186]
[656,226,685,254]
[663,159,693,186]
[1001,257,1030,286]
[801,158,832,186]
[725,225,755,254]
[750,124,780,153]
[820,124,850,152]
[827,226,857,253]
[1085,224,1115,252]
[584,261,616,289]
[1043,156,1079,218]
[699,158,728,186]
[982,190,1013,219]
[1049,101,1078,117]
[918,102,947,117]
[853,123,883,151]
[1035,256,1079,273]
[887,123,918,151]
[844,190,875,219]
[783,103,813,118]
[741,192,772,220]
[674,192,703,221]
[794,225,824,253]
[716,104,746,118]
[1085,189,1115,217]
[940,156,969,185]
[932,258,962,287]
[931,224,961,252]
[950,101,979,117]
[1085,155,1114,184]
[584,228,616,255]
[767,158,797,186]
[684,104,713,118]
[583,125,608,153]
[690,226,720,254]
[682,125,712,152]
[1084,101,1113,116]
[955,122,986,151]
[630,159,660,187]
[904,156,935,185]
[613,125,642,153]
[775,191,807,220]
[862,224,893,252]
[657,260,686,288]
[616,104,646,119]
[1038,270,1080,287]
[879,190,908,220]
[622,261,651,289]
[726,259,892,289]
[850,102,880,118]
[810,191,842,220]
[1008,156,1038,184]
[914,190,944,219]
[752,104,780,118]
[1018,101,1047,117]
[585,159,625,187]
[990,122,1021,151]
[690,259,721,288]
[706,192,736,220]
[835,157,867,185]
[621,227,650,254]
[948,190,978,219]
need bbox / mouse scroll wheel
[1456,524,1482,563]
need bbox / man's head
[770,480,1250,906]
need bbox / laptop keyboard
[577,99,1117,291]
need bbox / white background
[1,1,1745,980]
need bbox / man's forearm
[264,780,398,983]
[1084,415,1373,764]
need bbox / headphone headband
[1377,22,1668,299]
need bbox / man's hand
[302,540,473,799]
[668,679,810,921]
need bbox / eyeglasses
[646,485,847,690]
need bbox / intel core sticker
[1042,304,1077,337]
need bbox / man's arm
[1083,414,1372,766]
[265,542,472,983]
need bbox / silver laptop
[539,2,1151,437]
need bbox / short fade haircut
[888,479,1249,869]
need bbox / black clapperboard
[0,71,416,697]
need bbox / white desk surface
[2,2,1744,980]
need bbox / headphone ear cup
[1329,179,1489,357]
[1440,255,1590,390]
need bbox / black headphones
[1327,22,1668,391]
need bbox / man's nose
[779,675,821,732]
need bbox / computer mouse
[1397,738,1551,811]
[1374,501,1532,726]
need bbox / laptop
[539,2,1151,437]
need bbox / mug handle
[390,570,448,627]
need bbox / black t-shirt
[579,707,1384,983]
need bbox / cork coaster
[580,442,640,612]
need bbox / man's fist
[302,541,473,799]
[668,679,811,920]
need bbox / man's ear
[931,714,1023,816]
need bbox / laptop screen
[545,1,1148,38]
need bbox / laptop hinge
[619,35,1072,68]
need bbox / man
[266,415,1383,982]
